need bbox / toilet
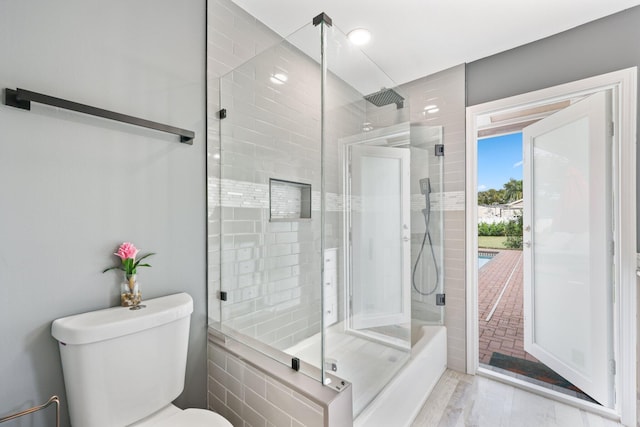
[51,293,232,427]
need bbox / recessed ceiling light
[347,28,371,46]
[270,73,288,85]
[423,105,437,110]
[426,108,440,114]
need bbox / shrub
[504,215,523,249]
[478,216,523,249]
[477,222,506,236]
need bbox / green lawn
[478,236,509,249]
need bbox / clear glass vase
[121,273,142,307]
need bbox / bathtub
[354,324,447,427]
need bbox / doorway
[477,90,612,406]
[476,132,525,369]
[465,68,637,425]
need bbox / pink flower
[103,242,154,276]
[114,242,139,261]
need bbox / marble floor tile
[411,370,624,427]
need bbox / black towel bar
[4,88,195,144]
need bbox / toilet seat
[153,409,232,427]
[129,405,232,427]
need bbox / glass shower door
[409,124,445,325]
[217,21,325,385]
[321,21,414,417]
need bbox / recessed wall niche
[269,178,312,221]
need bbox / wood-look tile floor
[411,370,623,427]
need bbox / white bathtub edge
[354,325,447,427]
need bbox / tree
[478,188,505,205]
[503,178,523,203]
[478,179,522,205]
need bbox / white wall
[0,1,206,425]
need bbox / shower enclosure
[211,13,444,419]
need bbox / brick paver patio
[478,249,539,365]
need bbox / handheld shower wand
[412,178,440,296]
[420,177,431,208]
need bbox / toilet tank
[51,293,193,427]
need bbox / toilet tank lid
[51,293,193,345]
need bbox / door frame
[465,67,637,425]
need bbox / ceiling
[231,0,640,86]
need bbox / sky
[477,132,523,191]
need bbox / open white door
[522,90,614,407]
[349,144,411,330]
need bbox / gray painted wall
[0,1,206,425]
[466,5,640,250]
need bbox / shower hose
[411,204,440,296]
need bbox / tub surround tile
[208,331,352,427]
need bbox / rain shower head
[364,87,405,109]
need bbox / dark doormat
[488,352,597,404]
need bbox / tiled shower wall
[400,65,467,371]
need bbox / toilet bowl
[51,293,232,427]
